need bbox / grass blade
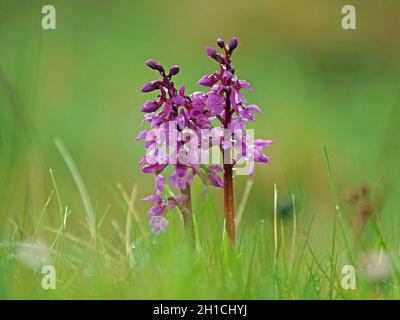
[323,145,354,265]
[55,138,96,240]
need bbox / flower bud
[141,82,155,92]
[206,47,217,58]
[169,65,180,76]
[145,59,164,72]
[141,81,161,92]
[216,38,225,48]
[141,101,160,112]
[214,54,224,64]
[197,74,218,87]
[228,37,238,52]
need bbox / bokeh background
[0,0,400,298]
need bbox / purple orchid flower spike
[138,38,273,243]
[138,58,221,238]
[196,37,273,244]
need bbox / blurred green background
[0,0,400,299]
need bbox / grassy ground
[1,0,400,299]
[1,142,399,299]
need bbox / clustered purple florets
[196,37,272,175]
[138,37,272,234]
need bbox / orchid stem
[223,163,235,244]
[223,89,235,245]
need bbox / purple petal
[138,157,146,164]
[136,130,148,141]
[254,153,271,164]
[167,198,176,209]
[149,216,168,234]
[150,115,164,127]
[229,89,237,109]
[148,204,165,216]
[207,93,225,116]
[141,101,159,113]
[172,96,186,106]
[198,74,217,87]
[254,139,274,148]
[192,98,205,111]
[170,166,194,189]
[141,164,158,173]
[208,165,223,188]
[248,161,255,176]
[179,85,185,96]
[235,90,246,104]
[141,81,158,93]
[223,71,233,80]
[239,108,255,121]
[141,164,166,174]
[175,194,188,202]
[209,174,224,188]
[239,80,253,92]
[156,175,165,195]
[176,114,185,130]
[142,194,162,203]
[247,104,263,114]
[209,164,223,174]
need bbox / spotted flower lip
[142,191,188,217]
[149,215,169,235]
[170,165,194,189]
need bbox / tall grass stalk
[236,180,254,228]
[55,138,96,241]
[289,193,297,273]
[273,183,278,267]
[323,145,354,265]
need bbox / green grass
[1,0,400,300]
[0,143,398,299]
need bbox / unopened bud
[169,65,180,76]
[145,59,164,72]
[228,37,238,52]
[206,47,217,58]
[216,38,225,48]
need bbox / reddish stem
[223,89,235,244]
[223,163,235,243]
